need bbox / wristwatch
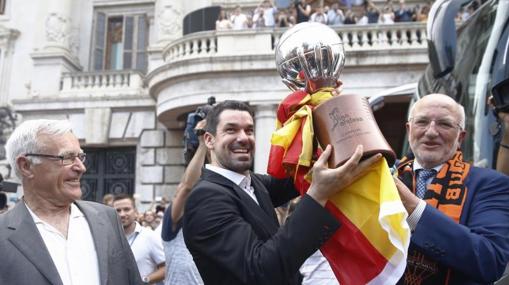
[142,276,150,284]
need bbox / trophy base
[313,95,396,167]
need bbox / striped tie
[416,169,436,199]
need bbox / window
[92,12,149,72]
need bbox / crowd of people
[216,0,435,31]
[216,0,487,31]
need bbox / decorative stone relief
[45,12,70,48]
[158,4,182,41]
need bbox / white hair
[408,95,466,129]
[5,119,74,180]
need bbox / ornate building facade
[0,0,428,205]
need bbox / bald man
[394,94,509,285]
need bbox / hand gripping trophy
[268,22,395,190]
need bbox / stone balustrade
[60,70,146,97]
[162,22,427,62]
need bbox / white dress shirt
[26,203,100,285]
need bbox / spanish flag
[268,90,410,285]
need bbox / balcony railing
[60,70,145,97]
[162,22,427,62]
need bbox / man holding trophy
[183,100,381,284]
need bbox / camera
[183,96,216,165]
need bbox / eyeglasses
[25,153,87,165]
[409,117,462,132]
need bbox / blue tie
[416,169,436,199]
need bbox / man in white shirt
[113,194,166,285]
[230,5,248,30]
[260,0,277,27]
[0,119,141,285]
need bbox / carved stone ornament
[158,5,182,39]
[46,12,70,47]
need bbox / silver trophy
[275,22,345,93]
[275,22,396,167]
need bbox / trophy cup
[275,22,396,167]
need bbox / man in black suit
[183,100,381,285]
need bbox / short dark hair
[205,100,254,135]
[112,193,135,207]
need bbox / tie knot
[419,169,436,181]
[415,169,436,199]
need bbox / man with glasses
[394,94,509,284]
[0,119,142,285]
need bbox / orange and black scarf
[396,150,471,285]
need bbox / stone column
[254,104,277,174]
[30,0,81,98]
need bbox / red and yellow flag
[268,90,410,285]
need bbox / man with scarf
[394,93,509,285]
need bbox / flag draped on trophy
[268,89,410,285]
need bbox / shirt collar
[134,221,143,233]
[206,164,249,188]
[25,201,84,224]
[413,160,442,173]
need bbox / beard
[214,148,253,174]
[219,156,253,174]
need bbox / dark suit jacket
[401,167,509,285]
[183,169,340,285]
[0,200,142,285]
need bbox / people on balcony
[365,0,381,24]
[326,3,345,26]
[344,9,358,24]
[394,0,415,22]
[295,0,312,23]
[231,5,249,30]
[252,8,266,28]
[380,5,395,24]
[309,6,327,24]
[415,4,430,22]
[275,10,292,28]
[258,0,278,27]
[216,9,232,30]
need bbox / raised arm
[171,120,208,228]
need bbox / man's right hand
[307,145,382,206]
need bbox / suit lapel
[7,203,63,285]
[76,201,109,285]
[251,174,280,228]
